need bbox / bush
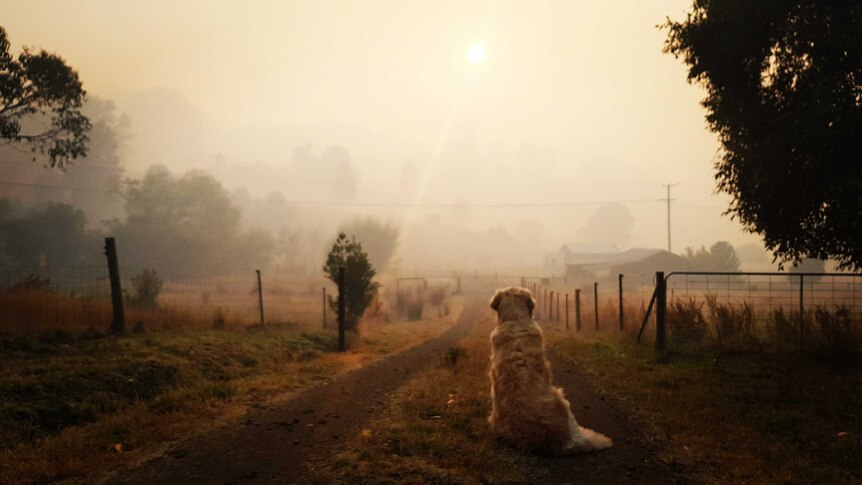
[323,233,379,335]
[813,305,858,357]
[129,268,163,308]
[10,274,52,292]
[428,286,446,316]
[406,292,424,321]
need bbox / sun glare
[467,43,486,64]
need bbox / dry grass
[309,311,540,484]
[544,329,862,484]
[0,274,335,336]
[0,295,461,484]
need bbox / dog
[487,286,612,455]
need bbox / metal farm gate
[639,271,862,354]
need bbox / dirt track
[108,294,692,484]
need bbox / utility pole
[662,183,678,253]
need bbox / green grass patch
[0,328,338,450]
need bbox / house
[544,242,621,273]
[565,248,692,289]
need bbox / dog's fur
[487,286,613,455]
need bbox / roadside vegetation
[0,292,460,484]
[546,328,862,484]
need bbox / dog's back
[488,287,613,455]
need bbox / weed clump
[667,298,708,347]
[705,296,757,347]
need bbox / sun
[467,43,486,64]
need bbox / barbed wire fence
[0,239,332,336]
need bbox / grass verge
[545,330,862,484]
[0,298,460,484]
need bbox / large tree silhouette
[664,2,862,269]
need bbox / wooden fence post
[338,266,346,352]
[556,292,560,323]
[565,293,570,330]
[549,290,554,321]
[575,289,582,331]
[799,273,804,351]
[655,271,667,352]
[104,237,125,336]
[618,273,624,331]
[256,269,265,327]
[593,282,599,330]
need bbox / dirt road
[108,295,691,484]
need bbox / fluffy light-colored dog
[488,286,613,455]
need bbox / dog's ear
[525,294,535,315]
[490,289,503,312]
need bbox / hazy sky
[1,0,765,254]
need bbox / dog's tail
[570,425,613,452]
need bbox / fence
[641,271,862,355]
[0,239,332,336]
[525,276,649,335]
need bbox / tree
[110,166,272,276]
[323,232,378,334]
[2,97,127,225]
[684,241,741,272]
[0,200,98,268]
[663,2,862,270]
[0,26,91,168]
[578,203,635,246]
[339,217,399,273]
[788,258,826,274]
[708,241,742,272]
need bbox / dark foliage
[663,1,862,269]
[129,268,163,308]
[323,232,379,333]
[0,26,91,168]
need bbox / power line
[0,179,667,209]
[0,179,110,194]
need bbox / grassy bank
[546,331,862,484]
[0,299,460,484]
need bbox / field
[546,332,862,484]
[2,273,861,484]
[308,292,862,484]
[0,278,462,484]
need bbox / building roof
[558,242,621,254]
[567,247,667,268]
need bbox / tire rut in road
[108,296,486,485]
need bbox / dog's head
[490,286,535,322]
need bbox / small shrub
[212,308,226,330]
[129,268,163,308]
[444,347,467,367]
[10,274,52,292]
[428,287,447,316]
[406,292,424,321]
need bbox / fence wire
[0,265,328,335]
[665,272,862,353]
